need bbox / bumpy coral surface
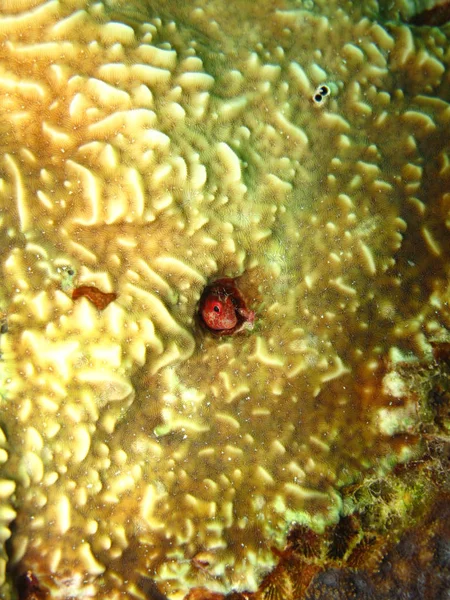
[0,0,449,597]
[184,342,450,600]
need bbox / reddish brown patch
[258,563,291,600]
[71,285,117,310]
[287,561,322,598]
[286,524,321,559]
[326,515,360,560]
[347,535,387,572]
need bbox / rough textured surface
[184,343,450,600]
[0,0,449,597]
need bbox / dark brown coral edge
[409,0,450,26]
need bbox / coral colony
[0,0,449,598]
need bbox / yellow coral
[0,0,449,597]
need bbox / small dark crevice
[137,576,170,600]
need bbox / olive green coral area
[0,0,450,598]
[184,343,450,600]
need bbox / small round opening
[198,277,255,336]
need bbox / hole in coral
[197,277,255,336]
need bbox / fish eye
[213,303,221,313]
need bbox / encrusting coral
[183,341,450,599]
[0,0,449,597]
